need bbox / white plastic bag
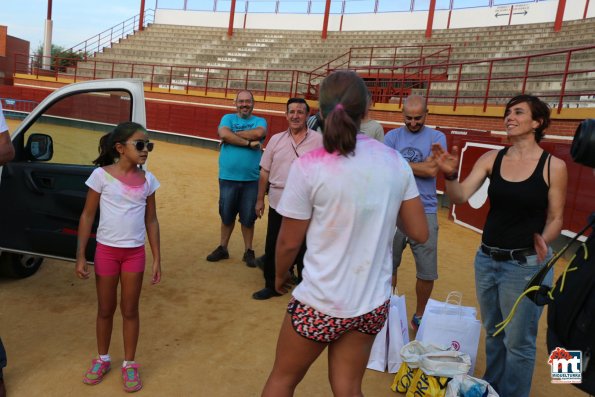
[416,292,481,374]
[417,292,477,340]
[445,375,499,397]
[419,351,472,378]
[387,293,409,372]
[367,292,409,372]
[367,314,388,371]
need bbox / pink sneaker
[122,363,142,393]
[83,359,111,385]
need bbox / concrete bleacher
[72,18,595,103]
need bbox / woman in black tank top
[432,95,568,397]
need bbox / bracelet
[444,171,458,181]
[246,139,251,147]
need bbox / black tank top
[482,147,549,249]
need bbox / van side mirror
[26,134,53,161]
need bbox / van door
[0,79,146,263]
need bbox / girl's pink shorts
[94,242,146,276]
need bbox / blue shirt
[218,113,267,181]
[384,125,446,213]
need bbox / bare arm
[0,132,15,166]
[236,126,266,141]
[145,192,161,284]
[432,143,495,204]
[409,158,439,178]
[255,168,269,219]
[75,189,100,279]
[397,196,429,243]
[275,217,310,294]
[218,126,264,148]
[534,156,568,261]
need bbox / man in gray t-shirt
[384,95,446,331]
[360,91,385,142]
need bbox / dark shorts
[218,179,258,227]
[286,298,389,343]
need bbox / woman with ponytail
[76,121,161,393]
[262,70,428,396]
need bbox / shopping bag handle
[445,291,462,306]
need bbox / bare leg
[415,279,434,317]
[328,331,375,397]
[95,274,119,355]
[220,222,235,248]
[120,272,144,361]
[262,314,327,397]
[241,224,254,251]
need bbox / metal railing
[66,9,156,58]
[13,44,595,113]
[156,0,550,14]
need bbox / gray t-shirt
[360,119,385,143]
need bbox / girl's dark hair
[93,121,147,166]
[319,70,368,156]
[504,94,551,142]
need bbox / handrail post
[205,68,210,96]
[186,66,191,94]
[453,63,462,111]
[425,65,433,102]
[224,69,230,99]
[483,61,494,112]
[150,65,155,91]
[264,70,269,100]
[521,57,531,94]
[168,66,173,92]
[557,50,572,113]
[111,61,115,79]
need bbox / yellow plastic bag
[405,369,449,397]
[391,362,419,393]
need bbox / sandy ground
[0,135,587,396]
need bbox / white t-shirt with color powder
[277,135,419,318]
[86,167,160,248]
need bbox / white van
[0,79,146,277]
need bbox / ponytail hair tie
[334,103,344,111]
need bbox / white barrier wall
[154,1,591,31]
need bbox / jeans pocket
[517,254,540,268]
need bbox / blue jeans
[218,179,258,227]
[474,247,553,397]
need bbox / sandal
[122,363,143,393]
[83,358,111,385]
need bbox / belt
[480,243,536,264]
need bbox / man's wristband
[444,171,458,181]
[246,139,251,147]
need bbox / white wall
[154,1,591,32]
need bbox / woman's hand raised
[431,143,459,175]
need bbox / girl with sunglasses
[76,121,161,393]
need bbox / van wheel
[0,253,43,278]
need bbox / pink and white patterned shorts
[286,297,389,343]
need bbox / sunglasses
[125,140,154,152]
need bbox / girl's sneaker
[83,358,111,385]
[122,363,142,393]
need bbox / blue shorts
[218,179,258,227]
